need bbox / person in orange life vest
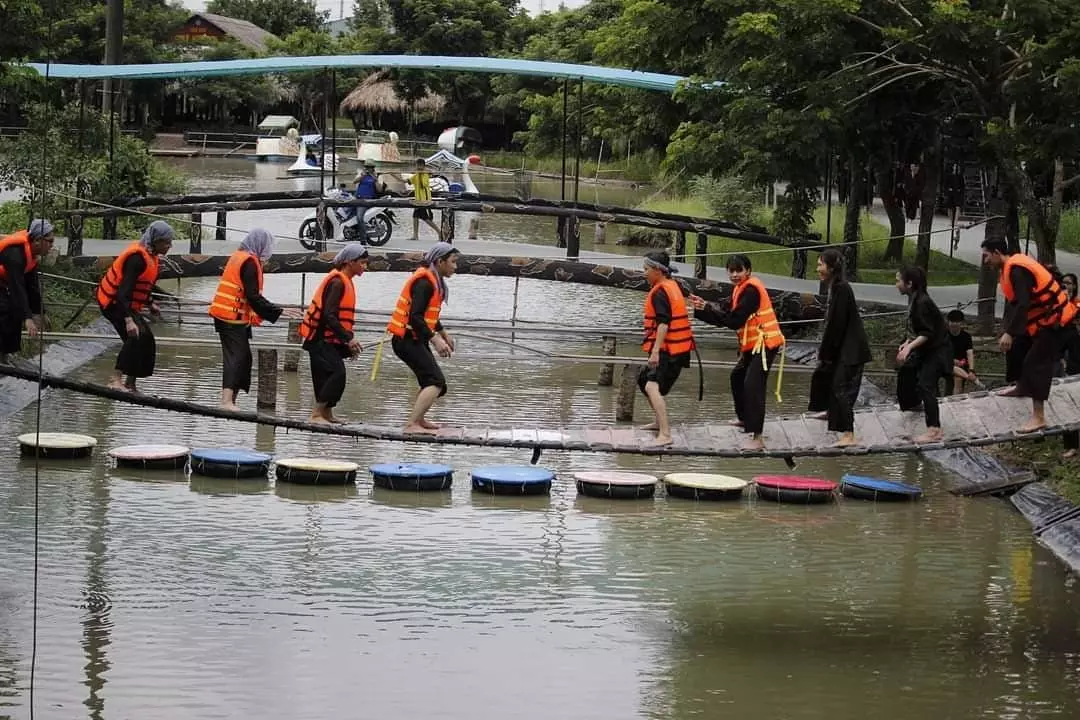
[982,237,1077,433]
[638,250,694,447]
[689,254,784,450]
[387,242,458,434]
[893,265,952,444]
[96,220,173,392]
[299,243,367,425]
[209,229,301,411]
[1057,273,1080,458]
[0,219,54,366]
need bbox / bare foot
[1018,421,1047,434]
[741,436,765,451]
[308,414,331,425]
[403,423,438,435]
[806,411,828,421]
[728,418,744,427]
[220,402,241,412]
[324,414,347,425]
[646,434,672,447]
[997,386,1025,398]
[639,422,659,431]
[913,429,944,444]
[108,381,127,391]
[418,419,441,430]
[832,433,859,448]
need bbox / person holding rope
[638,250,696,447]
[806,249,871,447]
[690,254,785,450]
[0,219,53,367]
[981,238,1076,434]
[386,242,458,434]
[209,228,300,411]
[96,220,174,392]
[299,243,367,424]
[894,265,951,443]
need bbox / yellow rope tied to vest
[750,323,786,403]
[369,333,391,381]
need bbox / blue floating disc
[471,465,554,496]
[370,462,454,478]
[840,474,922,496]
[191,448,272,465]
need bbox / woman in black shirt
[895,265,951,443]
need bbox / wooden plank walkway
[3,365,1080,461]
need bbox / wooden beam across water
[3,365,1079,462]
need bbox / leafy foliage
[205,0,329,38]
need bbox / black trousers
[392,335,447,395]
[1015,327,1064,402]
[102,305,156,379]
[306,340,348,408]
[809,363,863,433]
[896,346,950,429]
[1005,333,1033,384]
[0,289,21,355]
[731,347,779,435]
[217,321,253,394]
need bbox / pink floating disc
[753,475,837,492]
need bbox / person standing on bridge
[1059,273,1080,457]
[690,254,785,451]
[807,249,871,447]
[894,265,951,443]
[387,242,458,434]
[96,220,173,392]
[299,243,367,424]
[0,219,53,367]
[638,250,695,447]
[982,238,1076,434]
[209,228,300,412]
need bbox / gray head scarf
[240,228,275,261]
[333,242,369,266]
[140,220,175,250]
[28,219,54,240]
[423,242,459,304]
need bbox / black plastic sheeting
[1011,483,1080,574]
[0,317,114,421]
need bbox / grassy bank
[481,150,661,184]
[640,196,980,285]
[987,441,1080,504]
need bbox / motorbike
[298,186,397,251]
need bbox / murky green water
[2,159,1079,719]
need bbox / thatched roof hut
[339,73,446,118]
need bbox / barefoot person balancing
[208,228,300,411]
[0,219,53,367]
[807,249,871,447]
[96,221,174,392]
[690,254,785,450]
[894,265,952,443]
[981,238,1076,433]
[638,251,695,446]
[299,243,367,424]
[387,242,458,434]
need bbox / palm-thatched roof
[339,73,445,116]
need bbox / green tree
[205,0,328,38]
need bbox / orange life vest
[1000,254,1077,335]
[732,276,785,353]
[299,269,356,344]
[0,230,37,283]
[642,278,695,355]
[386,267,443,339]
[96,243,160,311]
[209,250,264,326]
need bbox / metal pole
[560,79,568,202]
[573,77,583,207]
[320,71,328,193]
[330,69,338,187]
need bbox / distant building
[172,13,278,54]
[324,17,352,38]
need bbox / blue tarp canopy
[23,54,704,92]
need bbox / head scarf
[424,242,459,304]
[240,228,275,261]
[333,242,369,266]
[140,220,174,250]
[643,256,675,276]
[28,219,54,240]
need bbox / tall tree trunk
[915,128,941,270]
[842,155,864,282]
[877,163,907,261]
[1003,177,1021,254]
[994,155,1063,266]
[978,195,1008,336]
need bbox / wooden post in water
[616,364,638,421]
[510,275,521,345]
[256,349,278,410]
[674,230,686,262]
[566,216,580,260]
[468,216,480,239]
[440,208,456,243]
[67,215,84,257]
[598,335,616,386]
[215,211,227,242]
[594,222,606,245]
[694,232,708,280]
[283,319,302,372]
[188,212,202,254]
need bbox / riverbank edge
[0,318,114,422]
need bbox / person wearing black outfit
[1058,273,1080,457]
[945,309,981,395]
[895,265,951,443]
[806,249,871,447]
[300,243,367,424]
[0,219,53,366]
